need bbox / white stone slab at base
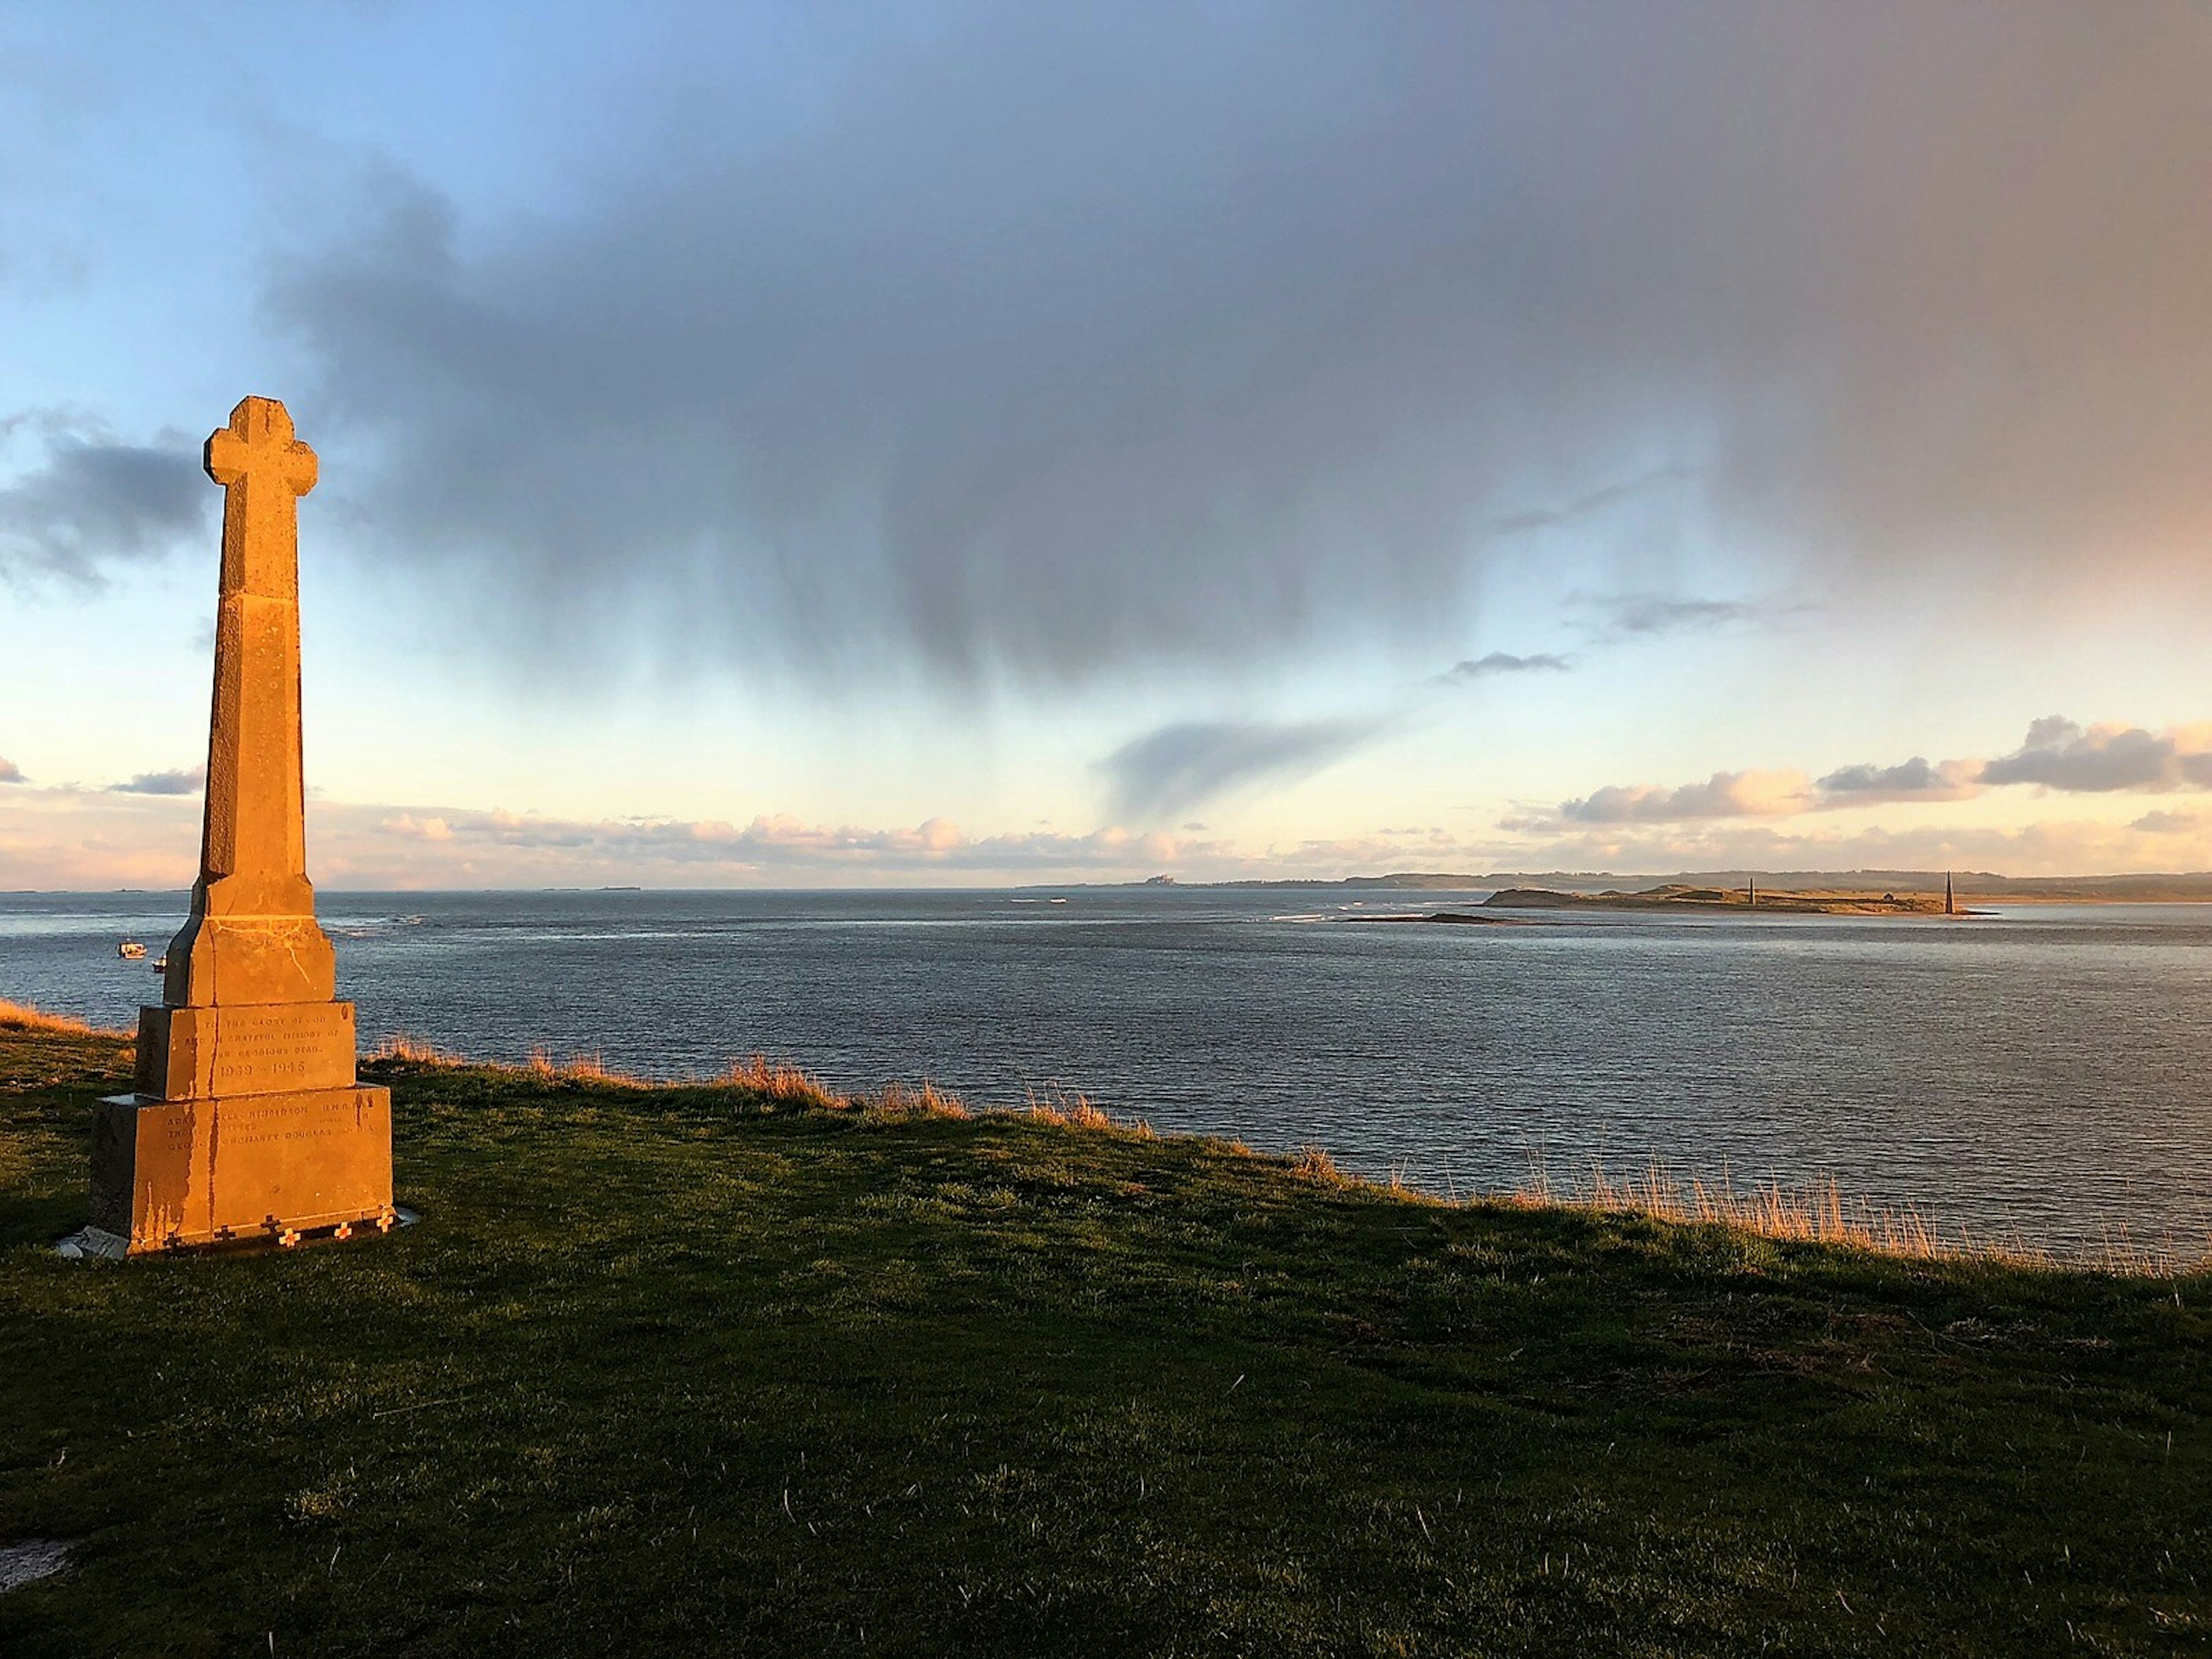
[54,1226,130,1262]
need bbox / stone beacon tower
[86,397,393,1255]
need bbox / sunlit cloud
[364,803,1208,875]
[2130,808,2209,836]
[1548,718,2212,830]
[1561,770,1814,824]
[379,812,453,841]
[5,768,2211,889]
[1982,717,2212,794]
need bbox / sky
[2,0,2209,888]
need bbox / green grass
[1,1024,2207,1657]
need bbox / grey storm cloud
[266,3,2212,684]
[1442,652,1573,684]
[1814,756,1983,805]
[0,414,206,583]
[1100,718,1385,821]
[108,766,206,796]
[1982,717,2212,794]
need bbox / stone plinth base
[89,1085,393,1253]
[135,1000,361,1099]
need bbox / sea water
[5,888,2207,1257]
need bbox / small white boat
[152,956,169,972]
[118,941,146,960]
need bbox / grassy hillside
[1,1017,2206,1656]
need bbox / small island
[1484,884,1977,916]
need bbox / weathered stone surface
[89,397,392,1253]
[162,397,336,1009]
[90,1089,395,1249]
[135,1001,359,1099]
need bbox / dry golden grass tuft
[1289,1143,1347,1185]
[351,1031,2200,1277]
[0,999,120,1037]
[368,1033,469,1067]
[524,1047,653,1087]
[368,1039,971,1118]
[724,1053,843,1110]
[1510,1160,1957,1259]
[2081,1222,2210,1278]
[870,1080,972,1121]
[1014,1084,1152,1136]
[1494,1158,2207,1276]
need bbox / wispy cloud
[1440,652,1573,684]
[1570,592,1802,645]
[0,411,206,584]
[108,766,206,797]
[1487,467,1697,537]
[1099,717,1387,821]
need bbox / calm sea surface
[5,888,2208,1256]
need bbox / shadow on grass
[2,1023,2207,1656]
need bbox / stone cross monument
[87,396,393,1255]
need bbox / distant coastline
[1108,869,2212,903]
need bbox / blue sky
[4,2,2210,887]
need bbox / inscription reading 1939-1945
[209,1005,355,1092]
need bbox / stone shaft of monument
[162,395,335,1009]
[88,396,393,1255]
